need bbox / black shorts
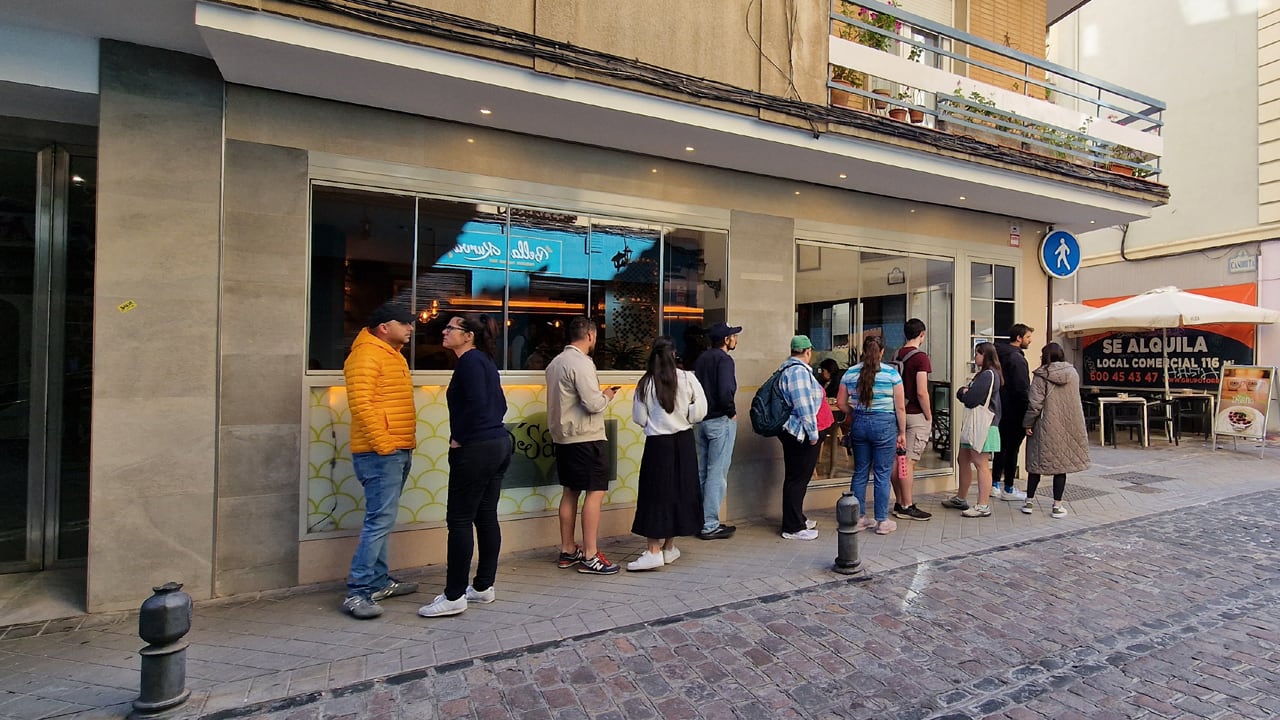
[555,440,610,492]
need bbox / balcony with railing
[828,0,1164,180]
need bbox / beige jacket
[545,345,610,444]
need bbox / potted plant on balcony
[898,89,925,123]
[1108,145,1152,177]
[837,0,903,53]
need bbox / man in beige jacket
[545,317,620,575]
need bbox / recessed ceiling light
[685,146,695,152]
[466,138,475,144]
[1090,219,1097,224]
[479,108,493,115]
[838,173,848,179]
[794,191,801,195]
[909,209,916,213]
[651,168,658,173]
[959,195,966,200]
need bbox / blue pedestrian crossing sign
[1040,230,1081,279]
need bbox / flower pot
[1108,163,1134,176]
[830,82,862,110]
[908,109,924,124]
[888,107,908,122]
[872,89,890,110]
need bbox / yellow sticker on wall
[117,300,138,314]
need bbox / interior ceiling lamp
[887,267,905,286]
[611,242,633,271]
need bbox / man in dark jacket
[992,323,1034,500]
[694,322,741,540]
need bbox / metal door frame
[0,144,74,573]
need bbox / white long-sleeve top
[632,370,708,437]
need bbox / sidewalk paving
[1,439,1276,720]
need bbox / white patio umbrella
[1056,286,1280,397]
[1050,299,1095,335]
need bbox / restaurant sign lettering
[440,236,563,275]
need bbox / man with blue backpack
[768,335,827,541]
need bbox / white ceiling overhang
[195,2,1154,231]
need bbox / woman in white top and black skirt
[628,337,709,571]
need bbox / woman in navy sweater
[418,314,512,618]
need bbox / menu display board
[1214,365,1274,441]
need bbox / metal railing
[828,0,1164,179]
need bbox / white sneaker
[662,546,681,564]
[1020,501,1034,515]
[805,519,818,530]
[464,585,495,604]
[417,593,467,617]
[1052,504,1068,519]
[1002,488,1028,501]
[990,485,1003,499]
[627,550,665,571]
[781,528,819,541]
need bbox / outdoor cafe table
[1097,395,1149,447]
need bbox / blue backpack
[750,367,794,437]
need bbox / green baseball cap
[790,335,813,351]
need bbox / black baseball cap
[366,302,416,328]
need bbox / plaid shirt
[778,357,825,443]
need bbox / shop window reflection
[309,185,725,373]
[309,186,415,371]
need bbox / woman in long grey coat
[1021,343,1089,518]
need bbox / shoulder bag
[960,369,996,450]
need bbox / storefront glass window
[969,261,1016,350]
[663,228,728,369]
[309,186,416,371]
[308,185,725,371]
[795,242,954,478]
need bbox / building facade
[0,0,1165,612]
[1050,1,1277,411]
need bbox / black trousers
[778,432,821,534]
[1027,473,1067,502]
[992,420,1026,488]
[445,435,513,600]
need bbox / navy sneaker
[557,546,585,569]
[577,552,620,575]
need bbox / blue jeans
[850,411,897,522]
[695,415,737,533]
[346,449,412,598]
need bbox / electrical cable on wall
[282,0,1166,193]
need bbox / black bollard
[133,582,192,716]
[832,492,863,575]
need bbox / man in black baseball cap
[693,322,742,540]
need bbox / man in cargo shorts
[891,318,933,521]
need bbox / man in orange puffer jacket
[341,302,420,620]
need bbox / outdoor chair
[1146,398,1179,445]
[1108,402,1146,446]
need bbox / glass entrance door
[795,243,954,480]
[0,145,94,572]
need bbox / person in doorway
[694,322,741,540]
[891,319,933,521]
[341,302,420,620]
[627,338,708,570]
[992,323,1034,502]
[943,342,1003,517]
[1021,342,1090,519]
[546,317,621,575]
[838,335,906,535]
[776,335,827,540]
[418,314,513,618]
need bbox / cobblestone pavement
[216,488,1280,720]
